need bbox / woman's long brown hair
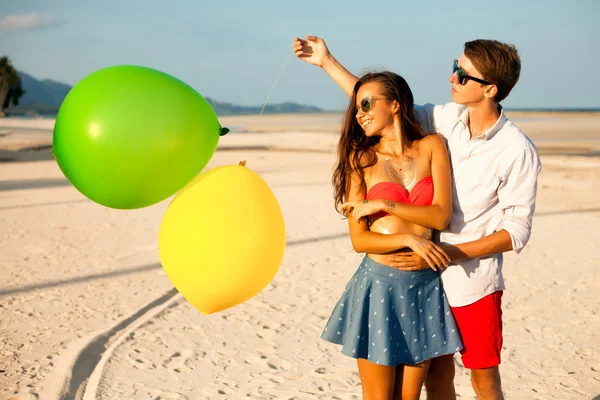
[332,71,425,215]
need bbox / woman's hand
[340,199,385,219]
[403,234,450,271]
[293,36,331,68]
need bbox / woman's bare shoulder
[419,133,447,152]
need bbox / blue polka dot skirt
[321,255,464,366]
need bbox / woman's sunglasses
[355,96,389,114]
[453,59,491,86]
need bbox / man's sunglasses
[453,59,491,86]
[355,96,389,114]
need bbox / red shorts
[450,291,503,369]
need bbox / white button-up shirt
[414,102,542,307]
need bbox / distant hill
[205,98,322,115]
[7,71,323,116]
[18,71,72,107]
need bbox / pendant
[384,156,417,188]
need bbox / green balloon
[53,65,225,209]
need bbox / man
[294,35,541,400]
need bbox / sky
[1,0,598,111]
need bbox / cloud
[0,14,64,30]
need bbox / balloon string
[259,45,293,117]
[249,45,320,187]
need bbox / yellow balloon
[158,163,286,314]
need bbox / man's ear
[484,85,498,100]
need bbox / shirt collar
[459,105,508,141]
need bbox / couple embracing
[294,36,541,400]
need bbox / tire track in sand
[42,232,348,400]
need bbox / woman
[320,71,463,400]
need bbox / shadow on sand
[0,232,349,298]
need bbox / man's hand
[389,231,514,271]
[293,36,331,68]
[388,251,432,271]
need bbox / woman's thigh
[394,360,431,400]
[357,358,396,400]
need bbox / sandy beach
[0,112,599,400]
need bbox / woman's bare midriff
[367,214,432,267]
[365,141,433,266]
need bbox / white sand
[0,114,599,399]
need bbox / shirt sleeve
[413,102,464,138]
[413,103,437,133]
[496,144,542,254]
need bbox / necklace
[384,156,417,189]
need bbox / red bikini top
[365,176,434,218]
